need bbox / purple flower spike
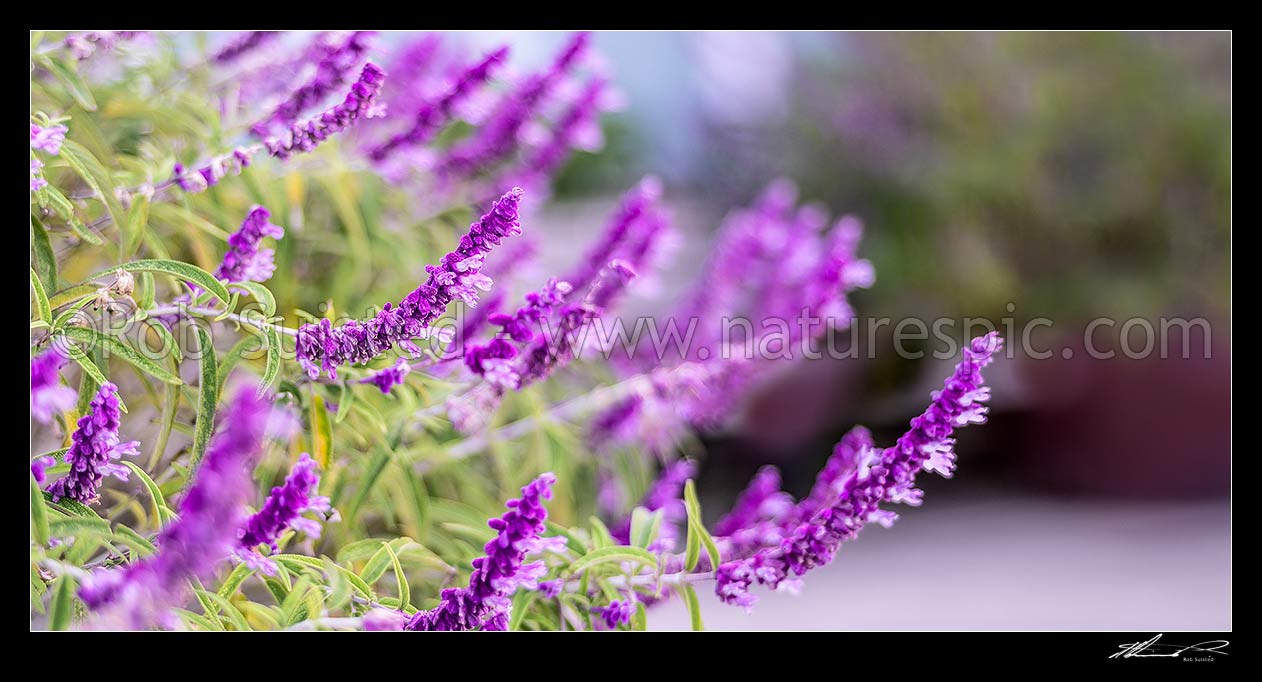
[31,124,68,155]
[464,277,573,388]
[44,383,139,505]
[211,31,282,64]
[714,333,1003,610]
[31,158,47,192]
[264,61,387,161]
[359,357,412,394]
[31,349,76,424]
[296,187,524,379]
[236,453,331,575]
[369,46,509,162]
[252,31,375,136]
[79,386,274,629]
[406,473,557,631]
[712,466,794,537]
[216,205,285,284]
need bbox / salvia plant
[29,30,1002,631]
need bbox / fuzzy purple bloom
[31,158,46,191]
[31,124,68,155]
[44,383,139,505]
[521,77,607,182]
[263,60,386,161]
[236,453,330,574]
[30,349,76,424]
[216,205,285,283]
[565,177,663,295]
[464,277,573,389]
[369,47,509,162]
[31,456,56,486]
[296,187,524,379]
[405,473,557,631]
[712,466,794,537]
[252,31,374,136]
[78,387,273,629]
[592,599,635,629]
[211,31,282,64]
[436,32,590,177]
[359,357,412,394]
[713,333,1003,610]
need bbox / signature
[1110,634,1230,660]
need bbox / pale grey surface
[649,493,1231,631]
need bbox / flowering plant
[30,30,1001,631]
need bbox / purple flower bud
[30,349,76,425]
[359,357,412,394]
[215,205,285,284]
[236,453,331,575]
[31,124,68,155]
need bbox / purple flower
[712,466,794,537]
[44,383,139,505]
[359,357,412,394]
[592,599,636,629]
[251,31,375,136]
[713,333,1003,610]
[791,426,874,524]
[31,124,68,155]
[565,176,664,295]
[30,158,46,191]
[436,32,590,177]
[78,386,273,629]
[31,456,56,485]
[296,187,524,379]
[405,473,557,631]
[236,453,331,575]
[263,61,387,161]
[171,147,258,194]
[363,608,408,631]
[63,31,144,60]
[211,31,282,64]
[520,77,608,182]
[369,46,509,162]
[215,205,285,284]
[464,277,573,388]
[30,349,76,424]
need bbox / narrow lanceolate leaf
[31,218,58,292]
[260,327,281,396]
[91,260,231,306]
[309,394,332,469]
[188,326,219,477]
[48,284,98,310]
[383,542,410,608]
[50,575,78,631]
[218,562,255,600]
[36,56,97,111]
[123,194,150,259]
[681,584,705,631]
[59,140,124,232]
[49,516,112,538]
[31,473,50,547]
[60,326,181,386]
[231,281,277,317]
[31,268,52,324]
[121,461,175,527]
[683,480,721,571]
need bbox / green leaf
[360,538,412,586]
[683,480,722,572]
[121,461,175,526]
[681,583,705,631]
[629,507,663,550]
[60,326,181,386]
[112,525,157,557]
[42,492,102,519]
[188,325,219,477]
[123,194,150,259]
[567,546,659,575]
[49,575,77,631]
[48,284,97,310]
[309,394,332,469]
[31,217,58,289]
[38,57,97,111]
[59,340,125,412]
[384,542,410,608]
[261,326,281,396]
[194,589,251,631]
[91,259,231,306]
[31,473,49,547]
[49,516,112,538]
[31,267,52,324]
[218,562,256,600]
[59,140,124,234]
[230,281,276,317]
[137,271,155,310]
